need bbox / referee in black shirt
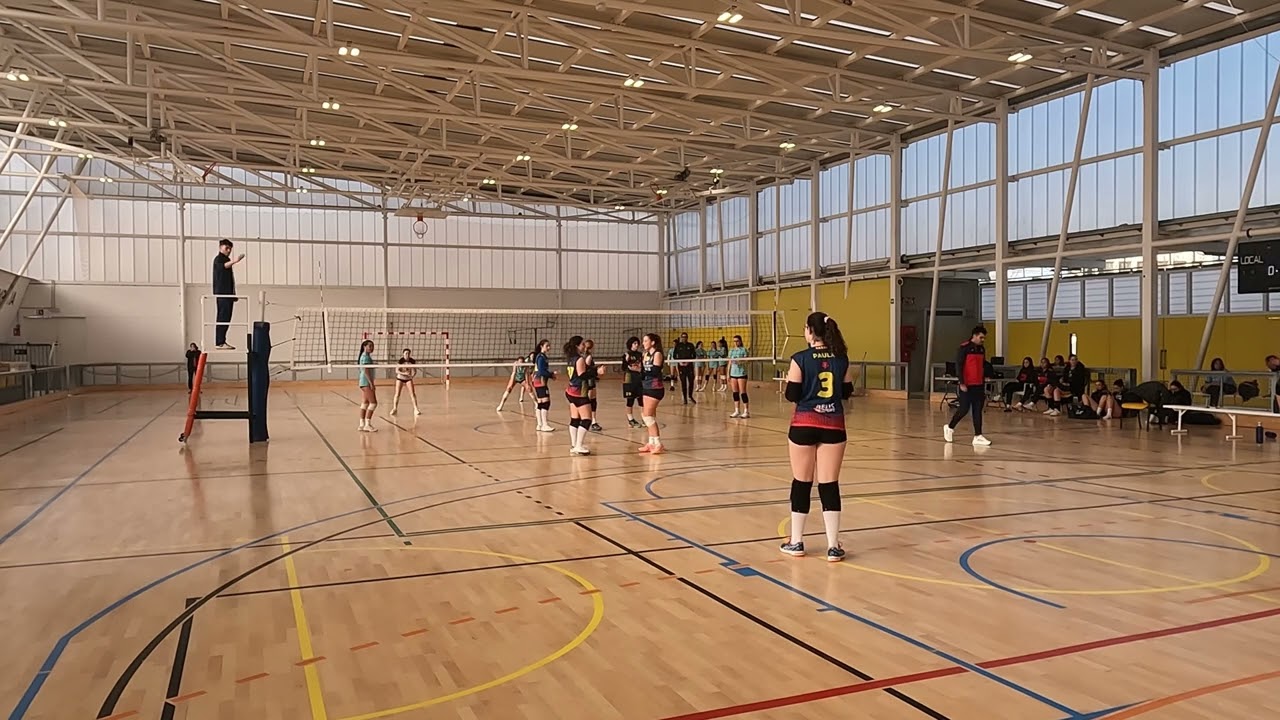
[672,332,697,404]
[212,239,245,349]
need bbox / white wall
[0,153,661,364]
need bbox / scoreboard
[1237,239,1280,294]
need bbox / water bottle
[1258,423,1265,444]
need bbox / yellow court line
[283,537,329,720]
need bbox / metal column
[920,118,957,393]
[842,153,856,298]
[810,159,820,311]
[657,213,668,296]
[1,158,88,302]
[0,129,65,257]
[555,214,565,309]
[1040,73,1097,359]
[747,181,758,288]
[888,137,903,388]
[698,197,707,294]
[1140,50,1160,381]
[994,99,1010,359]
[1194,47,1280,369]
[716,198,727,291]
[177,198,188,344]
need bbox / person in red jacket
[943,326,992,446]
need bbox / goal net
[290,308,783,380]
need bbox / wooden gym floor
[1,382,1279,720]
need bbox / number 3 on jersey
[816,371,834,398]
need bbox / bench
[1164,404,1278,441]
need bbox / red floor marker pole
[179,353,208,442]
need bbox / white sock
[789,512,807,544]
[539,408,549,426]
[823,511,840,548]
[627,412,635,421]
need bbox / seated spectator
[1085,379,1119,420]
[1045,354,1089,417]
[1169,379,1192,405]
[1002,356,1037,413]
[1268,354,1280,415]
[1203,357,1236,408]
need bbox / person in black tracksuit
[672,333,697,404]
[185,343,201,392]
[944,326,991,446]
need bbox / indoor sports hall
[2,1,1280,719]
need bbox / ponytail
[532,338,548,359]
[806,311,848,358]
[563,335,583,357]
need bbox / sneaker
[730,410,741,418]
[216,343,236,350]
[1043,408,1056,415]
[590,423,603,432]
[364,425,378,432]
[972,435,992,446]
[627,418,641,428]
[414,408,422,416]
[570,446,591,456]
[942,425,954,443]
[1023,402,1037,411]
[690,398,697,405]
[496,405,504,412]
[649,444,665,455]
[537,425,555,432]
[740,411,750,419]
[638,444,652,453]
[390,407,398,416]
[1003,407,1012,413]
[1047,409,1060,417]
[827,546,846,563]
[358,425,369,432]
[780,541,805,557]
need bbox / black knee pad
[539,400,550,410]
[818,482,841,512]
[732,392,741,402]
[741,392,749,404]
[626,397,635,408]
[590,399,598,413]
[789,479,813,514]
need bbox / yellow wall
[753,279,894,384]
[1006,315,1279,377]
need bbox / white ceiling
[1,0,1276,208]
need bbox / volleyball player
[780,312,852,562]
[497,352,531,412]
[390,348,421,416]
[531,339,555,432]
[357,339,378,432]
[622,336,644,428]
[639,333,666,454]
[582,339,603,432]
[563,336,595,455]
[694,340,708,392]
[716,337,730,391]
[728,335,750,418]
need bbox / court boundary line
[0,428,63,460]
[0,400,176,547]
[158,598,196,720]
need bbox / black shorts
[1090,390,1106,404]
[396,377,414,385]
[534,385,549,399]
[788,426,848,446]
[566,393,592,407]
[623,383,641,399]
[642,388,665,401]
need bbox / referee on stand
[212,239,246,349]
[673,332,697,404]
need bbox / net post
[179,352,207,443]
[444,331,451,388]
[322,307,333,373]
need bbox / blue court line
[1064,703,1139,720]
[958,534,1280,609]
[0,400,177,547]
[600,501,1084,717]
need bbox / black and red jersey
[955,341,986,386]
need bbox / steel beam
[920,117,957,394]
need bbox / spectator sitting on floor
[1169,379,1192,405]
[1203,357,1236,408]
[1045,354,1089,417]
[1085,379,1121,420]
[1002,356,1037,413]
[1026,357,1052,411]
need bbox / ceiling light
[718,7,743,23]
[6,70,30,82]
[482,177,497,185]
[47,118,67,128]
[338,43,360,57]
[613,205,625,210]
[710,167,724,175]
[322,98,340,110]
[516,153,531,161]
[99,177,113,183]
[297,186,309,193]
[873,103,893,113]
[301,166,316,173]
[623,76,645,88]
[77,152,94,159]
[309,138,326,146]
[1008,51,1033,63]
[655,188,668,196]
[778,140,796,150]
[561,122,578,131]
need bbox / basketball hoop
[412,213,428,240]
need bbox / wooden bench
[1164,404,1278,441]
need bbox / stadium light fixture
[47,118,67,128]
[778,140,796,150]
[561,122,579,131]
[322,98,340,110]
[623,76,645,88]
[1008,51,1033,63]
[710,167,724,175]
[338,43,360,57]
[516,153,531,161]
[99,177,113,183]
[718,6,743,23]
[5,70,30,82]
[873,103,893,113]
[309,138,326,146]
[481,177,497,185]
[77,152,94,159]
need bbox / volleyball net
[290,308,786,381]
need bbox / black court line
[159,598,196,720]
[294,402,410,543]
[572,521,952,720]
[0,427,62,460]
[94,397,132,415]
[328,389,472,464]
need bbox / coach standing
[213,239,245,349]
[673,332,697,404]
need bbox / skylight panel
[794,40,849,54]
[1076,9,1126,25]
[864,54,919,69]
[828,19,891,36]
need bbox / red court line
[350,641,380,651]
[294,657,326,667]
[495,607,520,614]
[659,606,1280,720]
[167,690,207,704]
[400,628,429,638]
[234,672,271,684]
[448,616,475,625]
[1186,584,1280,604]
[1104,668,1280,719]
[537,597,562,604]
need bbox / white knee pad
[366,403,377,412]
[359,402,369,411]
[642,415,657,427]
